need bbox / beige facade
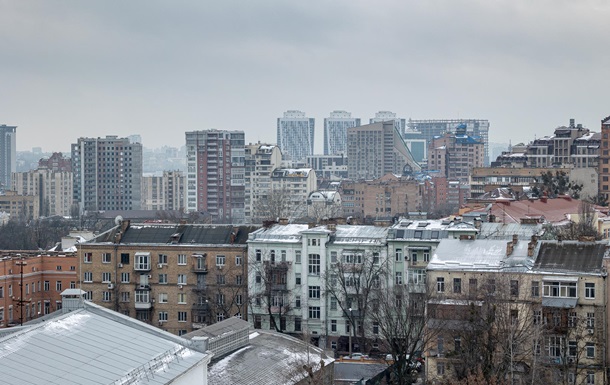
[428,132,484,182]
[79,222,253,335]
[141,170,185,211]
[12,168,73,217]
[244,144,282,223]
[0,190,39,221]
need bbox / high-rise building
[0,124,17,190]
[141,171,185,211]
[427,127,484,182]
[407,119,490,165]
[277,110,315,162]
[185,130,245,223]
[370,111,406,136]
[324,110,360,155]
[599,115,610,201]
[71,136,143,213]
[244,143,282,223]
[347,121,421,180]
[12,166,73,217]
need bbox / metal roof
[0,303,209,385]
[534,241,607,274]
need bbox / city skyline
[1,1,609,152]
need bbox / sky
[1,0,609,153]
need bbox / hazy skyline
[1,1,609,152]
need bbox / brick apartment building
[79,221,258,335]
[0,251,78,327]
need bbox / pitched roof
[534,241,608,274]
[0,302,210,385]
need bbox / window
[56,281,62,291]
[411,251,418,262]
[437,277,445,293]
[330,296,337,310]
[346,320,351,333]
[295,251,301,264]
[587,312,595,329]
[454,337,461,352]
[510,280,519,296]
[533,310,542,325]
[135,291,149,304]
[453,278,461,294]
[308,286,321,299]
[331,319,337,332]
[102,253,111,263]
[585,282,595,299]
[395,272,403,285]
[121,253,130,264]
[120,292,130,303]
[135,253,150,270]
[395,248,403,261]
[587,372,595,385]
[309,306,320,319]
[547,336,564,357]
[568,311,577,328]
[178,274,187,285]
[568,340,577,357]
[235,255,242,266]
[236,294,243,305]
[121,272,130,283]
[308,254,320,275]
[469,278,478,294]
[437,363,445,375]
[343,252,363,264]
[216,293,225,305]
[543,281,577,298]
[331,251,337,264]
[159,293,168,303]
[159,312,168,322]
[178,254,187,265]
[44,281,49,291]
[295,273,301,285]
[102,291,112,302]
[586,342,595,358]
[295,296,301,308]
[373,322,379,335]
[159,274,168,284]
[102,272,111,283]
[423,250,430,262]
[0,287,3,298]
[255,273,261,284]
[84,291,93,300]
[84,252,92,263]
[437,336,444,355]
[236,275,243,285]
[217,275,225,285]
[178,293,186,304]
[158,254,168,264]
[294,317,302,332]
[178,311,187,322]
[217,312,225,322]
[216,255,226,266]
[531,281,540,297]
[331,341,337,350]
[255,249,262,262]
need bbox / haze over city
[1,0,609,152]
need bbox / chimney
[308,222,316,229]
[327,223,336,232]
[189,336,209,353]
[506,241,514,256]
[512,234,518,245]
[278,218,289,226]
[61,289,87,314]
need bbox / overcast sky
[1,0,609,152]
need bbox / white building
[370,111,406,136]
[324,110,360,156]
[277,110,315,163]
[270,168,317,220]
[245,143,283,223]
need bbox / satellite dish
[114,215,124,226]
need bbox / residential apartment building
[185,130,245,223]
[12,155,74,217]
[0,251,78,327]
[269,168,317,220]
[277,110,315,163]
[347,121,421,180]
[80,221,256,335]
[0,124,16,190]
[407,119,490,165]
[421,177,470,216]
[0,190,39,221]
[340,174,423,221]
[428,128,485,182]
[426,237,607,385]
[247,222,390,352]
[306,154,348,182]
[71,136,143,213]
[141,170,185,211]
[244,143,282,223]
[324,110,360,155]
[370,111,406,136]
[599,115,610,201]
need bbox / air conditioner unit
[588,329,594,335]
[218,265,223,270]
[107,283,114,289]
[159,320,165,325]
[404,256,410,261]
[178,284,184,289]
[568,358,575,364]
[157,264,163,268]
[147,275,152,279]
[118,263,123,268]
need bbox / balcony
[134,263,151,271]
[192,263,208,274]
[135,301,153,310]
[135,283,151,290]
[192,284,207,292]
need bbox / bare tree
[323,247,389,354]
[248,249,293,332]
[253,187,294,223]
